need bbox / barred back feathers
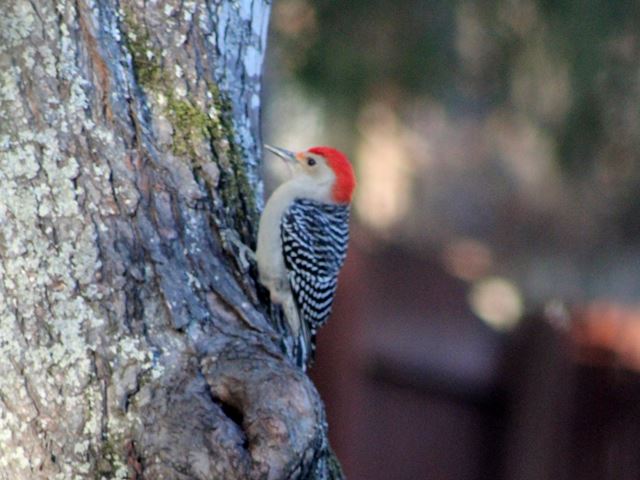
[281,199,350,365]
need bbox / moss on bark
[122,11,258,235]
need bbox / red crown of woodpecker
[308,146,356,204]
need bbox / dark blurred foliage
[296,0,458,112]
[273,0,640,176]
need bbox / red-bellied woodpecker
[257,145,356,369]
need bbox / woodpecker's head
[265,144,356,204]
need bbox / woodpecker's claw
[221,229,256,273]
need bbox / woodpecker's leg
[283,294,301,336]
[220,229,256,272]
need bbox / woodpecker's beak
[264,144,298,165]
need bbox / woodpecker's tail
[272,303,311,370]
[293,319,316,371]
[281,295,314,369]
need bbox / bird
[256,144,356,369]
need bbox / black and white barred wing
[281,199,350,333]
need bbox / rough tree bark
[0,1,342,478]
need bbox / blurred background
[262,1,640,479]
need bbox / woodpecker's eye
[307,157,316,166]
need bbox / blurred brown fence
[312,235,640,480]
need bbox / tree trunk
[0,1,341,478]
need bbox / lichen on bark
[0,2,118,477]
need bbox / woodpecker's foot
[220,229,256,273]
